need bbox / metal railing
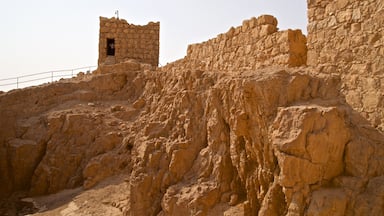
[0,66,97,92]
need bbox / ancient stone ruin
[98,17,160,67]
[307,0,384,131]
[0,0,383,215]
[186,15,307,71]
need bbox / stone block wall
[98,17,160,67]
[307,0,384,130]
[185,15,307,71]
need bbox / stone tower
[98,17,160,67]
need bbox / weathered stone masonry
[307,0,384,130]
[184,15,307,71]
[96,3,383,131]
[98,17,160,67]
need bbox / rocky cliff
[1,62,383,215]
[0,2,383,215]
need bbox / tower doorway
[107,38,115,56]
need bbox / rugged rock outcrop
[0,65,383,215]
[0,0,383,214]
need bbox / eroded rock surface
[0,65,383,216]
[1,2,383,214]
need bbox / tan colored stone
[307,189,347,216]
[277,153,322,187]
[336,10,352,23]
[260,24,277,37]
[351,23,361,32]
[336,0,349,9]
[257,15,278,26]
[362,92,380,112]
[185,15,305,72]
[307,0,384,131]
[7,139,45,190]
[98,17,159,67]
[1,2,384,216]
[223,202,251,216]
[353,176,384,215]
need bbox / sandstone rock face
[2,64,383,216]
[0,71,142,198]
[0,2,383,215]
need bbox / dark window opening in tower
[107,38,115,56]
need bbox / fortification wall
[184,15,307,71]
[307,0,384,130]
[98,17,159,67]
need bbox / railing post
[0,65,96,91]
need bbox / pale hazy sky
[0,0,307,86]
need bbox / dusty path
[29,174,130,216]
